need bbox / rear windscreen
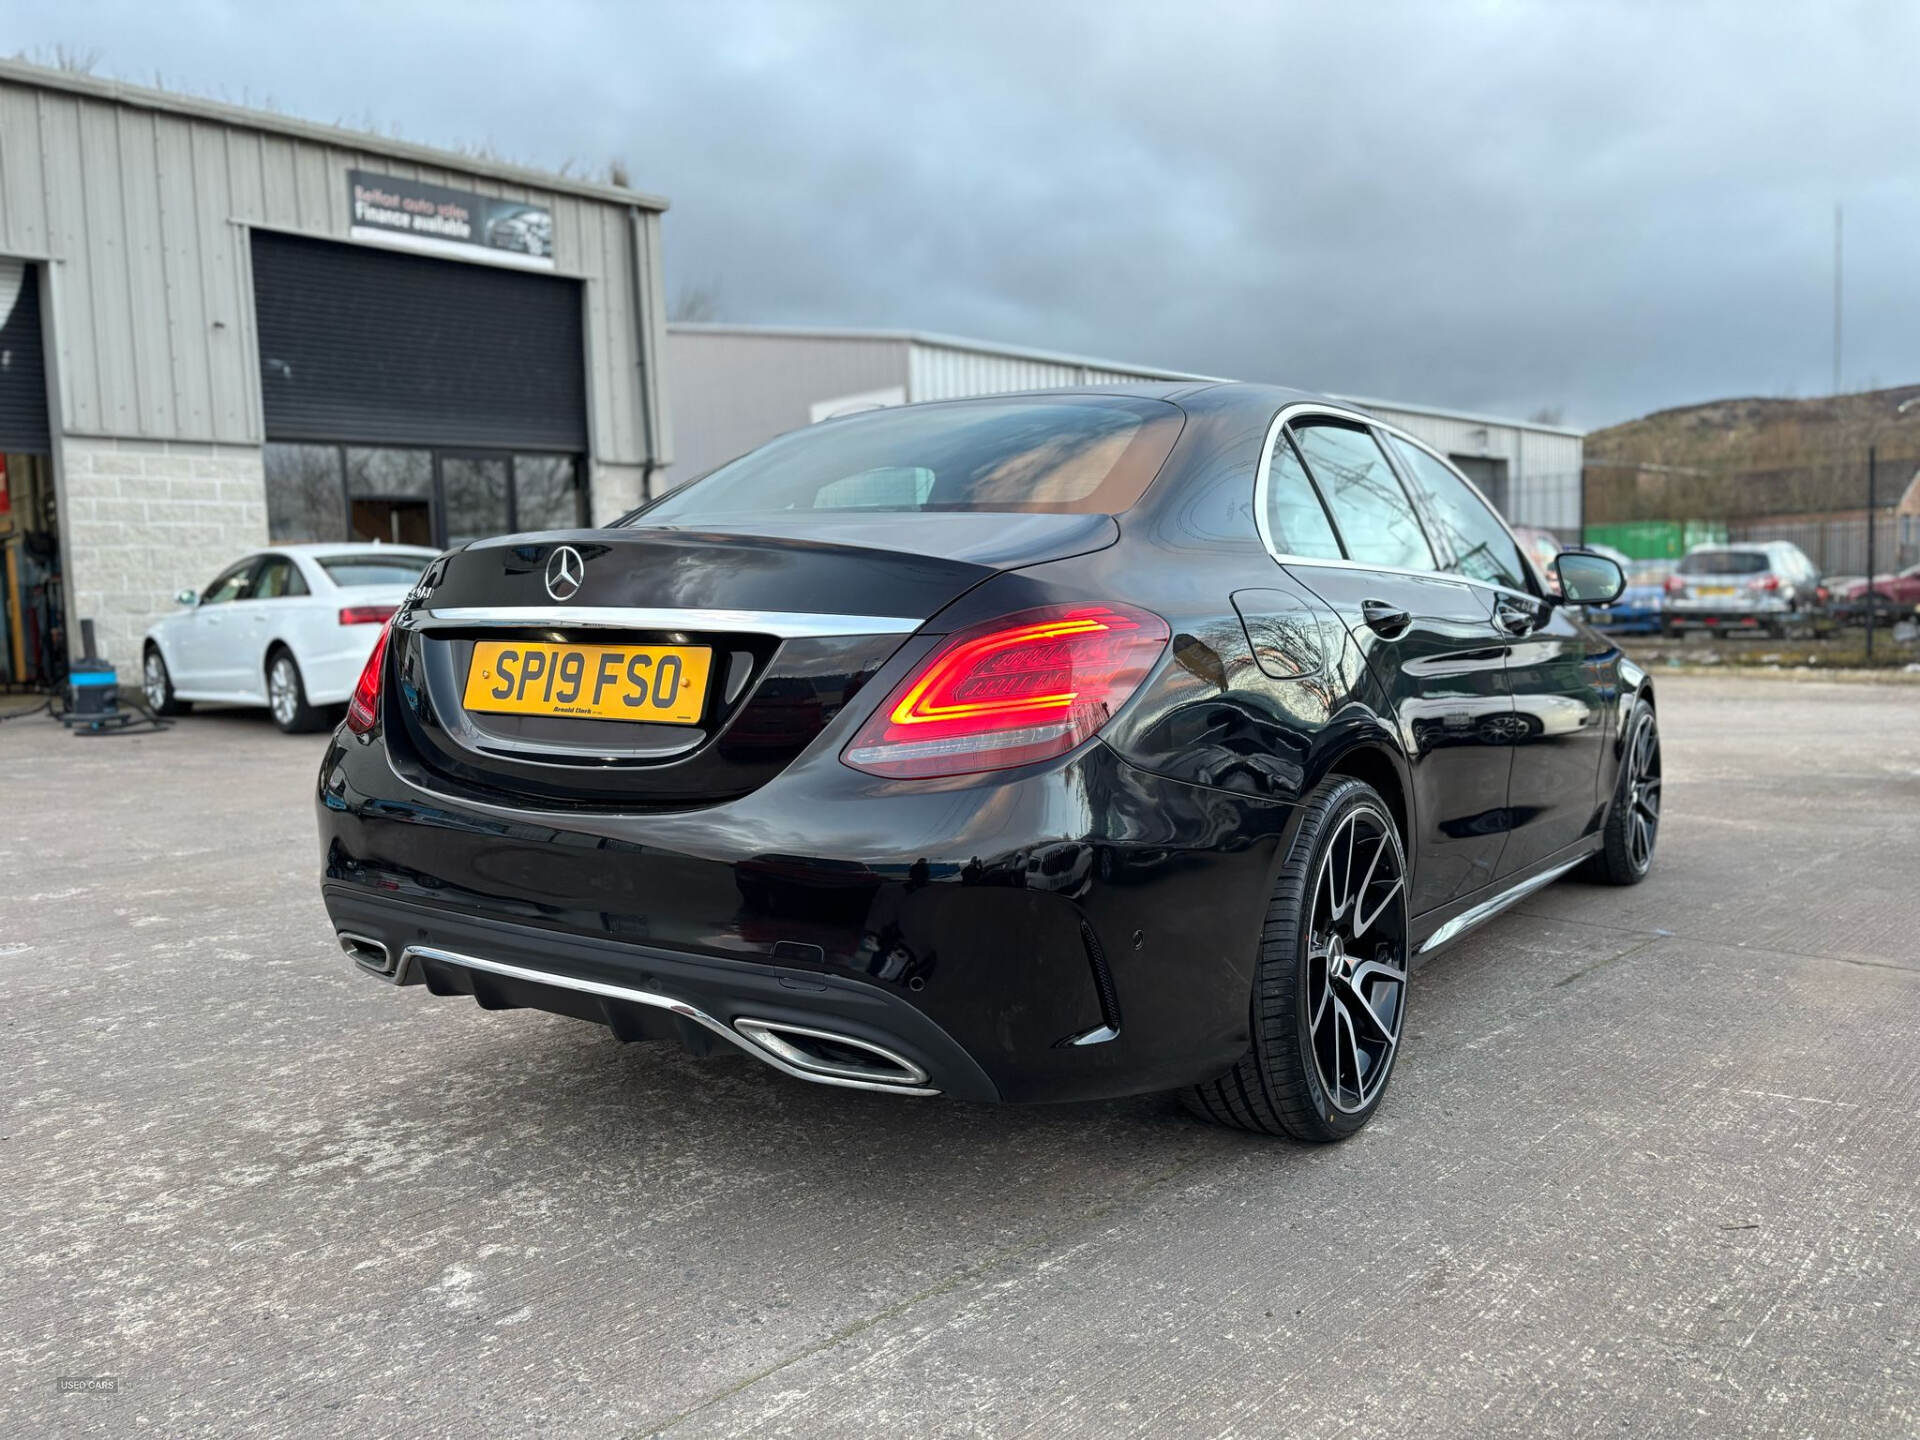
[1679,551,1769,575]
[319,555,432,587]
[631,397,1183,521]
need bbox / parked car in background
[1834,562,1920,624]
[1663,541,1829,638]
[143,543,437,732]
[1590,559,1671,634]
[1509,525,1565,593]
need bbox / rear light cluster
[1663,575,1686,595]
[842,603,1170,779]
[345,617,394,735]
[338,603,397,626]
[1748,575,1781,593]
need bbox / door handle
[1495,599,1537,636]
[1360,599,1412,637]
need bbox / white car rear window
[319,555,432,587]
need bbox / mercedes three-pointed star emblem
[544,544,585,602]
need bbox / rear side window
[319,554,433,588]
[1263,434,1344,559]
[1386,436,1529,591]
[632,397,1183,520]
[1290,421,1436,572]
[252,556,310,599]
[1679,550,1769,575]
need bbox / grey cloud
[10,0,1916,425]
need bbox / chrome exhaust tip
[732,1017,931,1088]
[337,931,394,976]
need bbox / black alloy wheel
[1183,777,1410,1141]
[1588,699,1661,885]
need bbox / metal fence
[1726,513,1918,577]
[1585,514,1917,576]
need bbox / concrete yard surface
[1,674,1916,1437]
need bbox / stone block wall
[58,437,268,665]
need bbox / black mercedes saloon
[317,383,1659,1140]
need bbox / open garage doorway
[0,258,61,696]
[252,232,589,550]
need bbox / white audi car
[142,544,437,732]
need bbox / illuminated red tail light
[345,617,394,735]
[338,603,397,626]
[842,603,1170,779]
[1663,575,1685,595]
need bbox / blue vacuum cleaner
[60,619,170,737]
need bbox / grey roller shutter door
[0,261,51,454]
[252,231,587,451]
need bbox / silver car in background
[1662,541,1829,638]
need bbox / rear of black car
[316,393,1277,1103]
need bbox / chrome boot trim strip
[416,606,921,638]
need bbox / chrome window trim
[414,605,922,638]
[1253,401,1548,605]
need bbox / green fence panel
[1582,520,1729,560]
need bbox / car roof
[271,543,439,558]
[1684,541,1802,556]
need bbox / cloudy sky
[9,0,1915,427]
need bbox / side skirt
[1409,841,1599,958]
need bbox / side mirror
[175,588,201,607]
[1552,551,1626,606]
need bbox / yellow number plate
[462,641,712,725]
[1696,585,1737,597]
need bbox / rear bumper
[324,887,990,1098]
[317,730,1299,1104]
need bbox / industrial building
[0,60,671,677]
[666,324,1585,538]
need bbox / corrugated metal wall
[666,329,909,483]
[907,343,1183,401]
[0,66,666,465]
[1351,401,1585,534]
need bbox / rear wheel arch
[1322,742,1411,853]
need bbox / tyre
[266,649,327,734]
[142,645,192,716]
[1585,697,1661,886]
[1181,776,1409,1142]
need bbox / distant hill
[1585,386,1920,522]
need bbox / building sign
[348,170,555,270]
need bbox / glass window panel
[251,556,308,599]
[319,554,434,587]
[1290,422,1436,572]
[202,560,257,605]
[513,454,583,530]
[442,456,510,546]
[1264,436,1344,559]
[347,448,432,498]
[813,467,937,510]
[636,398,1181,522]
[1678,549,1770,575]
[264,444,345,543]
[1387,436,1529,591]
[350,498,433,546]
